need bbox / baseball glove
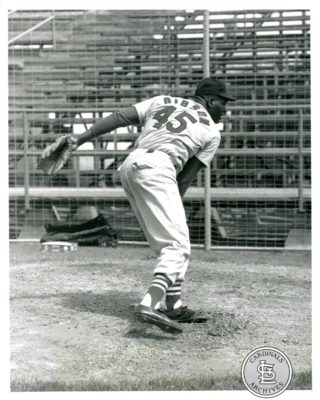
[38,134,73,175]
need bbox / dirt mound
[10,244,311,390]
[206,311,251,337]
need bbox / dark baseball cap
[195,77,236,101]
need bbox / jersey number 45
[152,106,209,133]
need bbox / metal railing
[8,11,56,46]
[9,105,310,213]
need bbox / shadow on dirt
[124,325,178,341]
[62,290,139,319]
[61,290,179,341]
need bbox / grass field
[10,243,311,392]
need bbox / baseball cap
[195,77,236,101]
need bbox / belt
[144,148,177,170]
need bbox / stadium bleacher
[8,9,311,248]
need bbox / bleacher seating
[8,9,311,247]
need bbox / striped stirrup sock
[140,273,172,309]
[166,279,183,310]
[151,273,172,292]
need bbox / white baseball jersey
[133,95,221,173]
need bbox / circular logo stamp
[241,347,292,398]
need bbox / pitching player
[70,77,236,334]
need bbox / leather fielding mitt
[38,134,73,175]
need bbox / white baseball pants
[120,148,190,283]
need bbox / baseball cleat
[162,306,208,323]
[134,304,183,334]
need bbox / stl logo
[241,347,292,398]
[257,360,276,384]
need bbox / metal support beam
[298,109,304,211]
[23,112,30,211]
[203,10,211,251]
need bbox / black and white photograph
[2,0,317,398]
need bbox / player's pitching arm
[177,134,221,198]
[177,157,205,198]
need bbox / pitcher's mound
[206,311,251,337]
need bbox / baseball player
[67,77,236,334]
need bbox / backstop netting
[8,9,311,249]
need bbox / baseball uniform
[120,95,221,283]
